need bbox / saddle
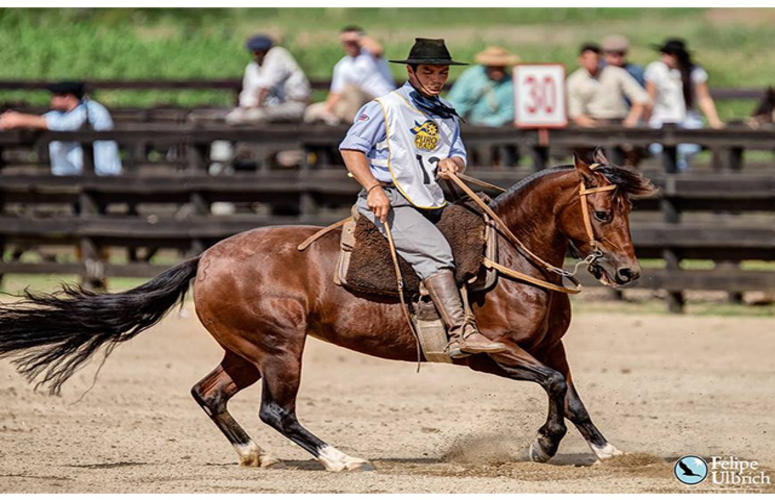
[334,194,498,300]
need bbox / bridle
[448,164,617,294]
[575,163,617,268]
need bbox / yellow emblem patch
[411,120,439,151]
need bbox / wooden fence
[1,124,774,311]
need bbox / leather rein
[449,167,616,295]
[297,167,617,295]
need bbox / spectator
[446,46,519,127]
[645,38,723,170]
[304,26,395,125]
[566,43,650,128]
[0,81,121,176]
[601,35,645,88]
[225,34,311,125]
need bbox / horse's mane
[491,163,655,208]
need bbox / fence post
[661,173,684,312]
[78,176,106,291]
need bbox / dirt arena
[1,305,773,493]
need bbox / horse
[0,151,655,472]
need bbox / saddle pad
[343,199,487,298]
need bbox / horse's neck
[492,171,577,270]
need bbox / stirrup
[444,338,471,359]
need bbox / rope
[445,172,583,291]
[383,219,423,373]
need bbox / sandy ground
[1,306,774,493]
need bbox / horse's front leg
[470,341,568,462]
[541,341,623,461]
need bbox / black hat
[652,38,689,55]
[45,81,85,99]
[389,38,467,66]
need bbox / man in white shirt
[226,35,311,125]
[304,26,395,125]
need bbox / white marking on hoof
[529,440,552,463]
[316,445,374,472]
[590,442,624,461]
[235,442,280,468]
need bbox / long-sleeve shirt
[566,65,650,120]
[43,99,122,176]
[339,82,467,183]
[238,46,310,107]
[446,65,514,127]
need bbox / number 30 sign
[513,64,567,129]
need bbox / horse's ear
[593,146,609,165]
[573,152,594,180]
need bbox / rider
[339,38,506,358]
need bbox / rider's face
[408,64,449,96]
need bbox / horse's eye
[594,210,612,223]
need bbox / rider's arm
[339,101,390,222]
[0,111,48,130]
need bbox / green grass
[0,8,773,119]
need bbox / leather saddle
[334,194,498,299]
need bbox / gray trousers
[356,186,454,280]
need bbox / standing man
[339,38,506,358]
[601,35,645,88]
[304,26,395,125]
[226,34,311,125]
[0,81,122,176]
[566,42,650,128]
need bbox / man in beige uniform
[566,42,650,127]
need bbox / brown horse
[0,152,654,472]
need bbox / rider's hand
[436,158,461,179]
[367,185,390,223]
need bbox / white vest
[374,91,457,209]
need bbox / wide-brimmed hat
[474,46,520,66]
[601,34,629,53]
[651,38,689,55]
[389,38,467,66]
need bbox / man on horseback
[339,38,506,358]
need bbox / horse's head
[558,149,656,287]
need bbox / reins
[297,166,618,296]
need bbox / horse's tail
[0,257,200,395]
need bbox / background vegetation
[1,8,774,119]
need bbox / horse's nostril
[617,268,633,281]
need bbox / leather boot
[423,270,507,358]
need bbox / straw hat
[474,46,520,67]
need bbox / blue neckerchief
[409,90,461,121]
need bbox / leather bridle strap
[579,183,617,250]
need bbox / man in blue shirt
[601,35,645,88]
[0,81,122,176]
[339,38,506,358]
[447,46,519,127]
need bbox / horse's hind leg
[258,345,374,472]
[542,341,623,461]
[191,351,279,467]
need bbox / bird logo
[674,455,709,485]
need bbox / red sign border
[513,63,568,129]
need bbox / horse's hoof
[529,440,552,463]
[590,442,624,461]
[346,460,376,472]
[239,453,281,468]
